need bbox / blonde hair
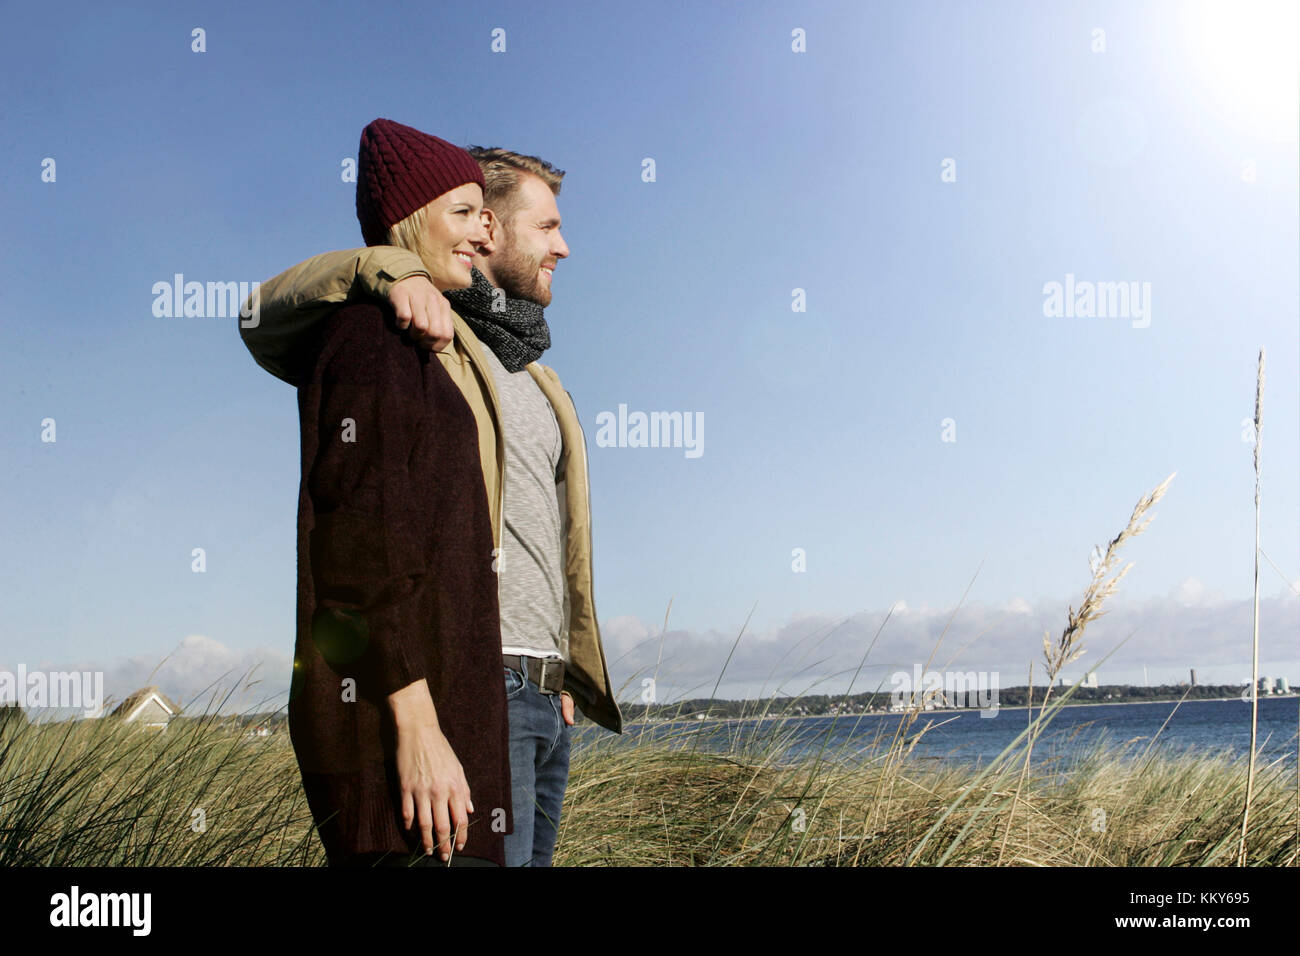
[384,202,440,276]
[383,147,566,274]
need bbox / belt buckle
[536,657,562,695]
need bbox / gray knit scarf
[445,266,551,372]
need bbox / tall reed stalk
[1238,348,1265,865]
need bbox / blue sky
[2,0,1296,711]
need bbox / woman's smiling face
[421,182,488,291]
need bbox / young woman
[288,121,509,867]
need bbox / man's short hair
[465,147,565,226]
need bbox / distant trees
[600,685,1253,723]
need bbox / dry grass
[1,472,1294,866]
[554,729,1299,866]
[3,705,1292,866]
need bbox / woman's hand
[388,679,473,861]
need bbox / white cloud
[12,581,1298,716]
[597,588,1300,701]
[1172,576,1227,607]
[34,635,293,717]
[1007,597,1033,615]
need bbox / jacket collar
[443,307,560,407]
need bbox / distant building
[0,701,29,733]
[108,685,182,732]
[1189,668,1197,687]
[1061,674,1099,689]
[1260,676,1276,695]
[1278,677,1291,694]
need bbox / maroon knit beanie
[355,118,486,247]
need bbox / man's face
[480,172,569,307]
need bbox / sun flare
[1182,0,1300,142]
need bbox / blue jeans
[502,662,572,867]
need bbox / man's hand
[390,274,454,351]
[560,691,575,727]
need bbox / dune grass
[1,471,1294,866]
[554,726,1299,866]
[2,698,1294,867]
[0,684,319,867]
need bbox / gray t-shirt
[478,343,567,661]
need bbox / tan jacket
[241,247,623,734]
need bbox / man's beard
[487,226,551,307]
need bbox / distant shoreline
[625,693,1300,725]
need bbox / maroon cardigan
[288,301,511,866]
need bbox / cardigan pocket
[309,508,427,696]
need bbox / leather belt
[503,654,565,696]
